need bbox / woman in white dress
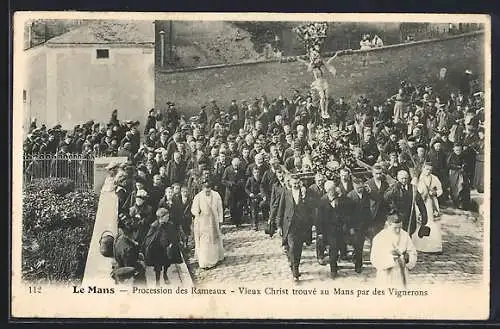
[191,179,225,269]
[413,162,443,253]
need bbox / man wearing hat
[112,213,147,286]
[228,99,239,118]
[447,143,470,209]
[145,108,160,135]
[129,189,154,245]
[361,130,379,166]
[370,213,417,287]
[428,139,448,202]
[460,69,474,96]
[206,98,220,130]
[109,109,119,127]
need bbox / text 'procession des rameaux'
[73,286,428,298]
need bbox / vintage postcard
[11,12,490,320]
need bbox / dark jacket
[307,183,325,223]
[128,204,154,244]
[365,177,390,223]
[345,189,372,231]
[317,195,348,244]
[277,188,311,244]
[384,182,428,236]
[269,181,285,226]
[166,159,186,186]
[143,219,182,266]
[222,165,246,205]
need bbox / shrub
[22,178,98,283]
[22,226,93,284]
[25,178,75,196]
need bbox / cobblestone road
[187,200,485,287]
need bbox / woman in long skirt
[473,128,485,193]
[191,179,225,269]
[413,162,443,253]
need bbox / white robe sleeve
[191,194,200,217]
[215,192,224,223]
[370,232,397,271]
[433,175,443,198]
[404,232,418,270]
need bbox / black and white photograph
[11,12,490,319]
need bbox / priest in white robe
[191,179,225,269]
[413,162,443,253]
[370,214,417,288]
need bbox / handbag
[99,230,115,258]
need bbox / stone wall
[155,32,484,116]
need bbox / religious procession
[24,67,485,288]
[21,21,485,289]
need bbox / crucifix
[294,22,340,120]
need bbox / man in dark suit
[361,130,380,166]
[222,157,246,226]
[346,177,372,273]
[307,173,327,262]
[317,181,349,278]
[246,153,270,178]
[277,176,311,281]
[165,151,186,187]
[384,170,430,237]
[339,167,353,196]
[428,140,449,203]
[387,151,409,179]
[173,185,193,247]
[245,166,264,231]
[268,167,286,238]
[337,166,353,259]
[365,164,390,242]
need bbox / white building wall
[23,46,47,132]
[39,44,154,129]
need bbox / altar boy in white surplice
[370,214,417,288]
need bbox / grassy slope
[155,21,263,68]
[155,33,484,116]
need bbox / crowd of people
[359,33,384,50]
[25,70,485,285]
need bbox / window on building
[23,90,27,103]
[96,49,110,59]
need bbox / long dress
[370,227,417,288]
[393,94,405,124]
[191,190,225,269]
[413,174,443,253]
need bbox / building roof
[46,20,155,45]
